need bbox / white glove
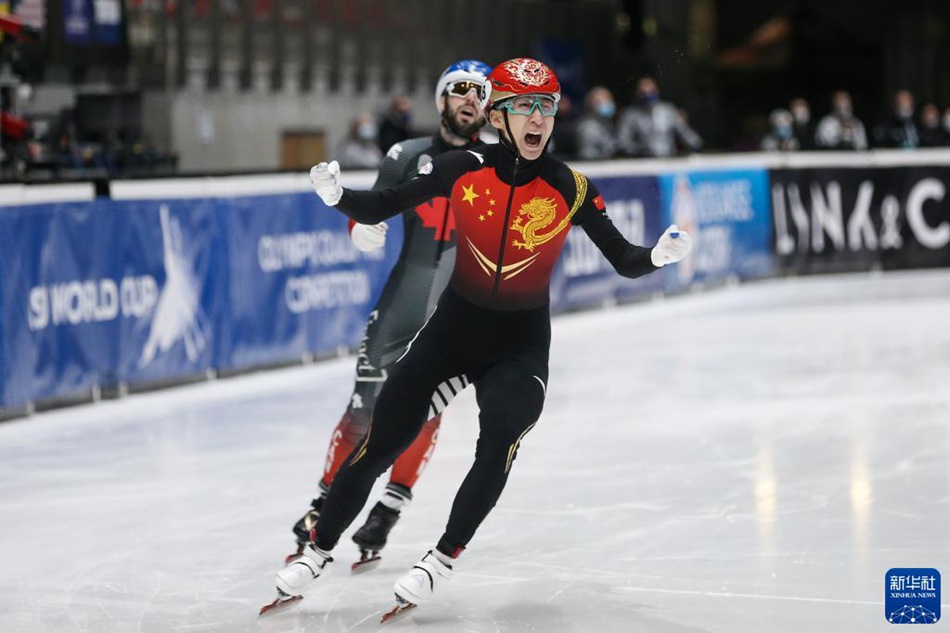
[309,160,343,206]
[650,224,693,267]
[350,222,388,252]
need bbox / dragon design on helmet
[501,58,553,87]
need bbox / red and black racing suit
[314,141,660,559]
[319,134,480,505]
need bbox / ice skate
[258,590,303,618]
[381,550,452,623]
[350,501,400,572]
[285,496,324,564]
[259,544,333,618]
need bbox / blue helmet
[434,60,493,112]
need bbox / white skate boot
[277,543,333,596]
[259,545,333,618]
[381,550,452,623]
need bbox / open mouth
[524,133,542,150]
[458,106,477,121]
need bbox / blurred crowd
[336,76,707,169]
[750,89,950,153]
[338,78,950,172]
[9,77,950,180]
[1,84,177,180]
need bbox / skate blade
[380,599,416,624]
[351,551,381,574]
[258,593,303,618]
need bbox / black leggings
[314,288,550,556]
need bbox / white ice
[2,270,950,633]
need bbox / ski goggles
[445,80,486,100]
[499,94,559,117]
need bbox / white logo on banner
[678,175,752,281]
[772,177,950,255]
[27,204,206,366]
[562,198,646,277]
[258,229,380,314]
[28,276,158,331]
[139,205,209,366]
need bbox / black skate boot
[286,495,325,564]
[350,502,401,572]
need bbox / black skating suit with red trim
[313,141,660,558]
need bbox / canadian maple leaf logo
[414,197,455,242]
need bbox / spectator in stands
[617,76,702,157]
[874,90,919,149]
[377,95,414,154]
[944,107,950,138]
[548,94,579,160]
[918,103,947,147]
[575,86,620,160]
[789,97,815,150]
[815,90,868,151]
[337,114,383,169]
[760,108,799,152]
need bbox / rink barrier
[2,150,949,415]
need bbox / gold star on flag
[489,199,496,206]
[487,210,494,217]
[462,183,480,206]
[484,188,491,195]
[479,214,486,221]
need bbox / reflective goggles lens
[501,95,559,117]
[446,80,485,100]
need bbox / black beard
[443,106,483,139]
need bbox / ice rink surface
[2,270,949,633]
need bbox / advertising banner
[550,174,665,312]
[0,191,403,409]
[658,168,774,292]
[222,192,401,370]
[0,165,773,411]
[770,166,950,274]
[111,199,226,385]
[2,199,121,407]
[62,0,93,44]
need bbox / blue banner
[112,199,226,385]
[550,175,665,312]
[0,166,773,411]
[222,192,401,370]
[2,199,120,406]
[63,0,94,44]
[0,191,403,409]
[658,168,773,292]
[92,0,123,47]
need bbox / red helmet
[482,58,561,115]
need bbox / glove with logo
[309,160,343,207]
[350,222,388,252]
[650,224,693,267]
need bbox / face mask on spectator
[834,102,852,116]
[357,122,377,141]
[776,124,792,139]
[897,105,913,120]
[792,107,810,124]
[595,102,615,118]
[944,115,950,132]
[639,90,659,105]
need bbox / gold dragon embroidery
[509,170,588,251]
